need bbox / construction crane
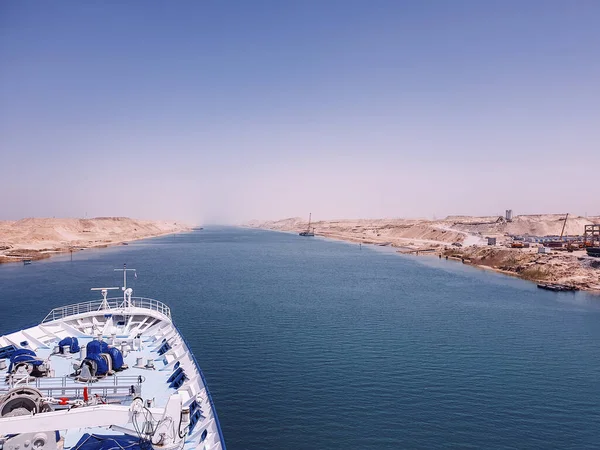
[559,213,575,252]
[560,213,569,241]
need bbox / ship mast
[114,264,136,307]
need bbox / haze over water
[1,228,599,449]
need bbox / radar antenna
[91,287,120,310]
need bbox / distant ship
[537,283,579,292]
[0,266,226,449]
[299,213,315,237]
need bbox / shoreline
[0,229,192,265]
[246,222,600,294]
[457,260,600,294]
[398,247,600,294]
[0,217,193,265]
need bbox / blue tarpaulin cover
[86,340,109,355]
[84,353,109,375]
[58,337,80,353]
[8,349,42,372]
[73,433,148,450]
[86,340,102,355]
[106,347,124,370]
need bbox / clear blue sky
[1,1,599,223]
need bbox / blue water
[1,228,600,449]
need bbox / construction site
[438,212,600,292]
[479,211,600,255]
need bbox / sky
[1,1,599,224]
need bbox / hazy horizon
[3,210,600,228]
[2,1,599,224]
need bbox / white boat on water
[0,266,225,450]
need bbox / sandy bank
[247,215,600,292]
[0,217,191,264]
[441,246,600,292]
[246,217,479,248]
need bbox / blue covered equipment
[58,337,80,354]
[106,347,124,371]
[81,340,126,376]
[86,340,109,355]
[82,353,109,376]
[8,348,43,372]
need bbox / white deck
[0,298,225,450]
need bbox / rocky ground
[442,246,600,291]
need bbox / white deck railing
[42,297,171,323]
[3,374,145,398]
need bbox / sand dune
[449,214,597,238]
[247,217,470,246]
[248,214,599,248]
[0,217,191,263]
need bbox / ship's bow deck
[0,299,225,450]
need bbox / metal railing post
[43,297,172,322]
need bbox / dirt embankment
[449,214,598,242]
[0,217,191,263]
[247,217,473,248]
[443,246,600,291]
[248,214,600,248]
[248,214,600,292]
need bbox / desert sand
[247,214,600,292]
[0,217,191,263]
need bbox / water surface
[1,228,599,449]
